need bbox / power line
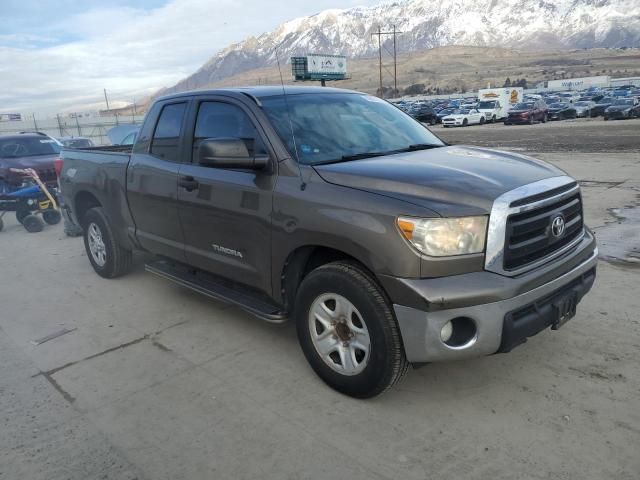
[371,24,403,96]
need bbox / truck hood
[313,146,564,217]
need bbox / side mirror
[198,138,269,170]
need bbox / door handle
[178,176,199,191]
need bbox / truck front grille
[503,191,583,270]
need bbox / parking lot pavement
[436,116,640,153]
[1,123,639,479]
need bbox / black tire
[295,261,409,398]
[541,114,547,123]
[82,207,132,278]
[16,209,30,225]
[462,118,468,127]
[23,214,44,233]
[0,217,3,232]
[491,115,496,123]
[43,209,62,225]
[604,116,609,121]
[528,116,534,125]
[479,117,485,125]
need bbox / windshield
[548,103,567,109]
[613,99,633,105]
[0,137,61,158]
[260,93,444,165]
[513,103,534,110]
[478,101,496,109]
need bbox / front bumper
[391,238,597,363]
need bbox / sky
[0,0,378,115]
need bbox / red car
[505,100,548,125]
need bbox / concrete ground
[1,119,639,479]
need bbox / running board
[145,261,288,324]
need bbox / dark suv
[408,104,437,125]
[505,100,548,125]
[0,132,60,192]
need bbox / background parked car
[590,97,616,117]
[547,102,577,121]
[408,104,437,125]
[573,101,596,118]
[442,108,485,127]
[57,137,95,149]
[504,100,548,125]
[604,98,639,120]
[435,108,454,123]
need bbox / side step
[145,261,288,324]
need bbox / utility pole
[371,24,403,97]
[32,113,38,131]
[393,25,398,93]
[56,114,63,136]
[103,88,110,111]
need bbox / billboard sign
[0,113,22,122]
[306,54,347,75]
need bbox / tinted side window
[151,103,187,162]
[193,102,266,163]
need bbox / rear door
[126,100,189,260]
[177,96,276,294]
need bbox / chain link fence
[0,113,146,145]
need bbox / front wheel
[479,117,485,125]
[462,118,468,127]
[82,207,132,278]
[295,261,409,398]
[541,114,547,123]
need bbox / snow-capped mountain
[166,0,640,92]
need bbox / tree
[403,83,426,96]
[503,77,511,87]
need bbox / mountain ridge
[160,0,640,95]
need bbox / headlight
[397,216,488,256]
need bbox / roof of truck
[157,86,361,102]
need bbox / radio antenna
[274,43,306,190]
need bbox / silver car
[573,101,595,118]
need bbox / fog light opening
[440,321,453,343]
[442,317,477,348]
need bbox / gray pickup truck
[60,86,597,398]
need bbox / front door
[177,98,275,294]
[126,100,188,260]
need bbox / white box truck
[477,88,523,122]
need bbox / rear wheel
[16,209,30,224]
[479,117,485,125]
[23,214,44,233]
[295,261,409,398]
[491,115,496,123]
[541,114,547,123]
[43,209,62,225]
[83,207,132,278]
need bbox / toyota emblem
[551,215,565,238]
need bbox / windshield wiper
[313,144,442,165]
[387,143,443,154]
[314,151,389,165]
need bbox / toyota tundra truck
[59,87,597,398]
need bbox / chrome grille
[504,192,583,270]
[485,176,586,277]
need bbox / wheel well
[74,191,101,225]
[281,246,369,312]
